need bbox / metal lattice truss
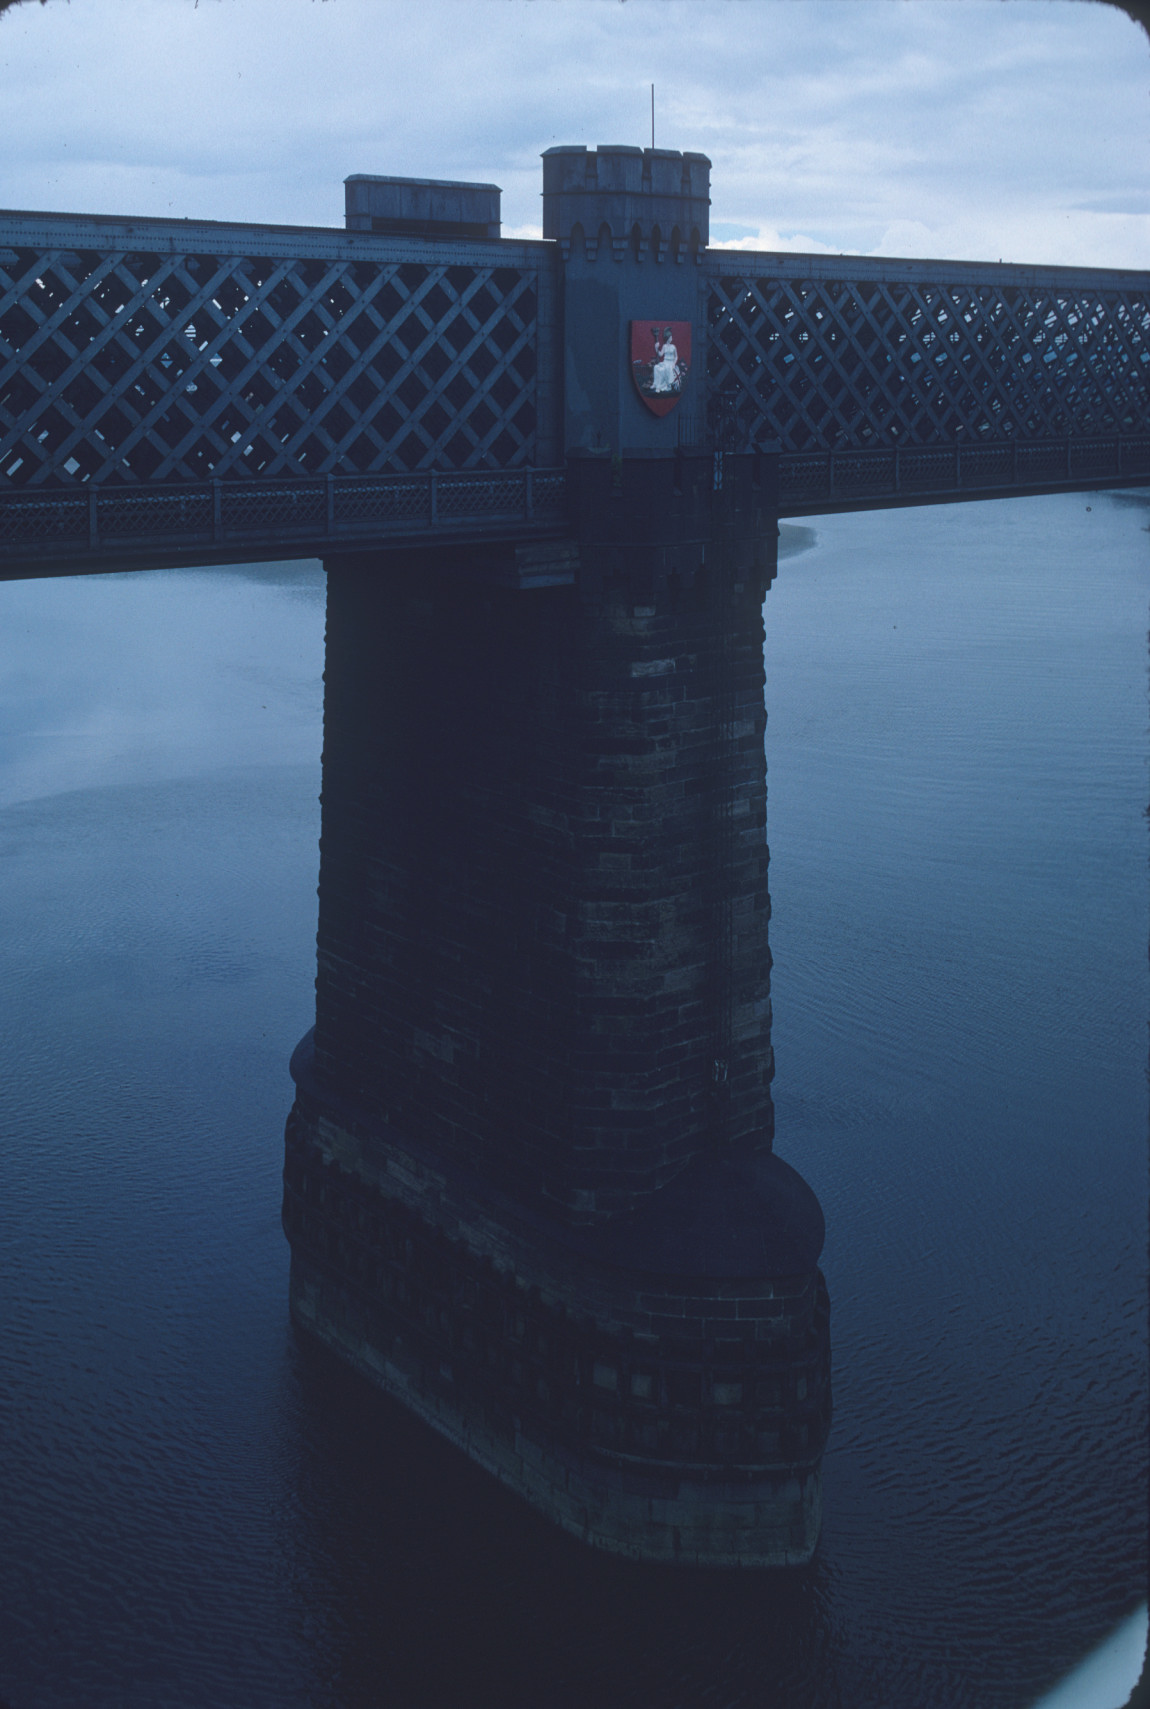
[0,233,544,487]
[3,212,1146,503]
[705,268,1150,452]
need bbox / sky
[0,0,1147,270]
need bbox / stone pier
[281,145,832,1566]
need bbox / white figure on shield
[651,325,680,393]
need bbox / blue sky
[0,0,1147,267]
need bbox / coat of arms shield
[630,320,691,417]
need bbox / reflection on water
[0,494,1145,1708]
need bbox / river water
[0,491,1145,1709]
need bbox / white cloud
[709,229,843,257]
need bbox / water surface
[0,495,1145,1708]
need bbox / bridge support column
[283,457,831,1565]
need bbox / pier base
[284,1034,830,1568]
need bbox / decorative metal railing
[0,467,568,567]
[705,257,1150,456]
[0,212,557,491]
[777,433,1150,513]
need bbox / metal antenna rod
[651,84,655,149]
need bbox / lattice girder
[0,218,551,487]
[2,211,1146,489]
[705,261,1149,452]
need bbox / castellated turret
[542,145,710,263]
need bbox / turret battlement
[541,145,710,262]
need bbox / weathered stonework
[283,451,831,1565]
[284,1036,831,1566]
[311,456,777,1223]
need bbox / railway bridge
[2,146,1145,1566]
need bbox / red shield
[630,320,691,417]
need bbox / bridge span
[3,148,1146,1568]
[1,149,1147,575]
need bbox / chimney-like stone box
[345,174,501,240]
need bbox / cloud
[709,228,843,257]
[0,0,1146,268]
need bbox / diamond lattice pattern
[0,246,540,485]
[707,274,1150,450]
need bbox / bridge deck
[776,434,1149,517]
[0,465,568,576]
[5,442,1145,578]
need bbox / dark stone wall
[314,469,778,1223]
[283,1090,831,1478]
[281,1060,831,1567]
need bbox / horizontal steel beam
[0,206,549,269]
[703,249,1148,292]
